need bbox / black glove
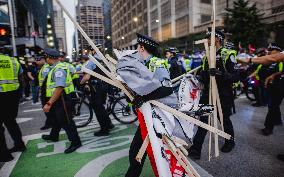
[132,86,173,108]
[208,68,222,76]
[132,95,145,108]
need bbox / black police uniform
[41,48,81,153]
[263,63,284,133]
[190,46,239,156]
[86,57,114,135]
[0,56,25,162]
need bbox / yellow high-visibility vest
[0,55,20,92]
[46,62,74,97]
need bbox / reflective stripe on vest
[255,62,284,80]
[0,55,20,92]
[38,63,50,87]
[148,57,169,72]
[46,62,75,97]
[202,48,237,71]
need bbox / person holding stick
[188,28,239,159]
[117,33,178,177]
[41,48,81,154]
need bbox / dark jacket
[199,47,240,115]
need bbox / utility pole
[8,0,17,56]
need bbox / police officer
[80,50,114,136]
[37,55,52,130]
[188,28,239,159]
[165,47,184,79]
[41,48,81,154]
[261,43,283,135]
[183,54,192,72]
[191,50,203,69]
[0,50,26,162]
[122,33,176,177]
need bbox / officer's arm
[27,71,34,81]
[80,73,90,85]
[222,55,240,83]
[251,52,284,65]
[47,87,64,105]
[265,71,283,88]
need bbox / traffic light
[0,25,10,45]
[0,28,7,36]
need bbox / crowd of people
[0,28,283,176]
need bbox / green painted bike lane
[6,124,155,177]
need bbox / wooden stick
[177,148,200,177]
[136,135,150,163]
[105,54,118,65]
[171,66,201,83]
[163,136,195,177]
[150,100,231,140]
[163,135,200,177]
[194,39,208,45]
[55,0,113,77]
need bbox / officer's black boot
[261,128,273,136]
[221,140,235,153]
[64,141,82,154]
[41,134,59,142]
[94,129,109,136]
[0,153,14,162]
[8,143,26,153]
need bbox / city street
[0,95,283,177]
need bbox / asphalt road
[1,95,284,177]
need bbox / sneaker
[41,135,59,142]
[277,154,284,162]
[261,128,273,136]
[187,147,201,160]
[64,142,82,154]
[221,141,235,153]
[9,145,26,153]
[94,130,109,136]
[0,153,14,162]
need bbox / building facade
[111,0,148,49]
[77,0,104,52]
[111,0,284,49]
[53,1,67,52]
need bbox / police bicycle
[72,84,137,128]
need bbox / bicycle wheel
[73,92,93,128]
[111,96,137,124]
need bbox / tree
[225,0,268,49]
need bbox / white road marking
[75,148,129,177]
[16,118,33,124]
[23,108,42,113]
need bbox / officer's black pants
[192,107,234,152]
[264,79,284,130]
[126,127,146,177]
[90,83,112,131]
[0,90,24,155]
[48,94,81,144]
[41,94,53,127]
